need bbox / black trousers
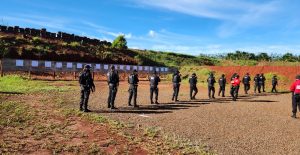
[80,89,90,110]
[230,86,239,101]
[107,84,118,108]
[128,85,138,106]
[150,86,159,103]
[292,94,300,114]
[244,84,250,94]
[271,85,277,93]
[190,85,198,99]
[218,86,225,97]
[208,86,215,98]
[172,83,180,101]
[254,84,261,93]
[262,83,265,92]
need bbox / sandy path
[84,81,300,155]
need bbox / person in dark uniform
[207,73,216,99]
[259,73,266,92]
[172,70,181,102]
[254,74,261,94]
[149,71,161,104]
[189,73,198,100]
[79,65,95,112]
[107,65,119,109]
[290,75,300,118]
[128,69,139,107]
[230,74,241,101]
[242,73,251,94]
[271,75,278,93]
[218,74,226,97]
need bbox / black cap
[110,65,115,70]
[192,73,196,76]
[296,75,300,80]
[84,65,91,69]
[222,74,225,77]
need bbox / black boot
[291,113,297,118]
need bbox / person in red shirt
[290,75,300,118]
[230,75,241,101]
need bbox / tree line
[211,51,300,62]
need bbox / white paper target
[45,61,51,68]
[145,66,149,71]
[56,62,62,68]
[126,65,131,70]
[150,67,153,71]
[119,65,124,70]
[77,63,83,69]
[104,65,108,70]
[156,68,159,72]
[67,62,73,68]
[31,60,38,67]
[16,60,24,67]
[133,66,137,70]
[138,66,143,71]
[165,68,169,72]
[95,64,101,69]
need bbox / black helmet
[192,73,196,76]
[296,75,300,80]
[222,74,225,77]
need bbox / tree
[111,35,127,50]
[281,53,298,62]
[256,53,271,61]
[0,40,8,59]
[0,40,8,77]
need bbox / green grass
[0,101,32,127]
[0,75,72,93]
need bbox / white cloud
[130,0,281,37]
[148,30,156,37]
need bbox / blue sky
[1,0,300,55]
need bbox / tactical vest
[208,77,215,86]
[219,78,225,86]
[107,71,118,84]
[254,77,259,84]
[243,76,250,84]
[173,75,180,83]
[189,77,197,85]
[79,72,92,88]
[128,74,135,84]
[150,76,159,86]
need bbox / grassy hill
[1,29,300,68]
[0,32,217,67]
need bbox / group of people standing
[183,72,278,102]
[78,64,280,112]
[78,65,161,111]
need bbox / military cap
[84,64,91,69]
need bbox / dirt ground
[83,81,300,155]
